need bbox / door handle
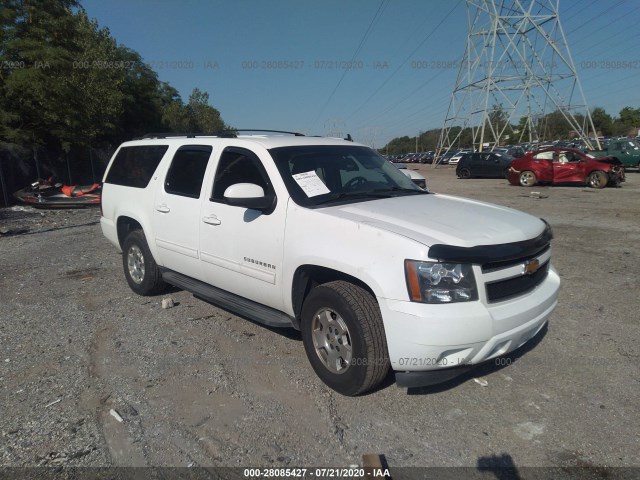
[202,215,221,226]
[155,204,170,213]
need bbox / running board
[161,270,295,329]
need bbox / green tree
[186,88,226,133]
[159,82,190,132]
[613,107,640,136]
[0,0,81,150]
[591,107,613,136]
[0,0,229,151]
[66,11,125,146]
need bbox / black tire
[519,170,537,187]
[301,281,389,396]
[458,168,471,179]
[587,170,607,189]
[122,230,167,296]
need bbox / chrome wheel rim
[311,308,353,374]
[127,245,145,284]
[589,173,601,188]
[520,171,534,186]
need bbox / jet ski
[13,177,101,208]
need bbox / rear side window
[105,145,169,188]
[164,145,213,198]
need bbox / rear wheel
[519,170,537,187]
[122,230,167,296]
[301,281,389,396]
[588,170,608,189]
[458,168,471,179]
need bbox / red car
[507,148,625,189]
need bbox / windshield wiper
[315,191,394,205]
[373,187,429,195]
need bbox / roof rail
[137,130,307,140]
[138,132,221,139]
[223,129,305,136]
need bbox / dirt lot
[0,167,638,477]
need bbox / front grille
[482,245,550,273]
[485,261,549,303]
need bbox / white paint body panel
[101,136,560,374]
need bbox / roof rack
[138,133,219,139]
[225,129,305,136]
[138,129,306,140]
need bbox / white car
[100,132,559,395]
[392,163,427,190]
[448,149,473,165]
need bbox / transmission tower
[436,0,599,162]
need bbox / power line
[345,0,463,123]
[308,0,388,132]
[565,0,628,38]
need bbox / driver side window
[211,148,272,203]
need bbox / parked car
[507,148,625,188]
[448,149,472,166]
[456,152,513,179]
[436,150,455,164]
[393,163,428,190]
[589,138,640,169]
[418,151,435,164]
[495,146,525,158]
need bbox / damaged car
[507,148,625,189]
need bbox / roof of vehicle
[119,133,365,150]
[527,147,588,155]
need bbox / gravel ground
[0,168,638,478]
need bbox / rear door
[153,145,213,281]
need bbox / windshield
[269,145,425,207]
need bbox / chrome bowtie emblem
[522,258,540,275]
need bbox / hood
[592,157,622,167]
[323,194,545,248]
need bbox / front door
[552,150,585,183]
[199,147,286,310]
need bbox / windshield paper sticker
[292,171,330,197]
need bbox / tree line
[0,0,229,156]
[381,106,640,155]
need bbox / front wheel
[301,281,389,396]
[519,170,537,187]
[588,170,608,189]
[122,230,167,296]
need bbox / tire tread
[321,280,389,395]
[122,230,166,296]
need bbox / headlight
[404,260,478,303]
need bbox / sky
[81,0,640,148]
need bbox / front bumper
[379,265,560,388]
[608,168,625,185]
[395,366,474,388]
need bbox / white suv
[100,132,560,395]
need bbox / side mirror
[223,183,275,211]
